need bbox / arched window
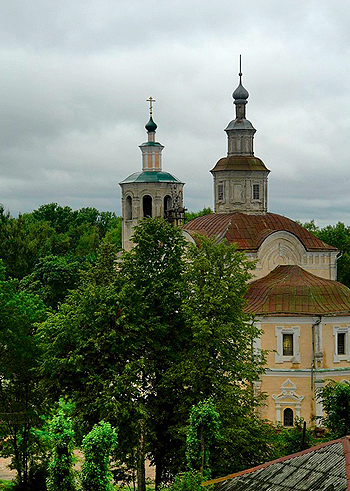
[125,195,132,220]
[283,408,294,427]
[143,195,152,218]
[164,195,172,217]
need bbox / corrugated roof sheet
[183,213,337,252]
[203,437,350,491]
[244,265,350,316]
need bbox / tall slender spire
[145,95,157,135]
[140,96,164,171]
[232,55,249,119]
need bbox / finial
[145,96,158,133]
[232,55,249,103]
[239,54,242,84]
[147,96,156,117]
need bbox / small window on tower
[253,184,260,200]
[283,334,294,356]
[338,332,346,355]
[218,183,224,201]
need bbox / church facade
[120,76,350,428]
[183,69,350,427]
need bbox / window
[275,326,301,364]
[143,195,152,218]
[283,408,294,427]
[338,332,346,355]
[283,334,294,356]
[252,184,260,200]
[333,326,350,363]
[218,183,224,201]
[125,195,132,220]
[164,195,172,217]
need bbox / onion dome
[232,80,249,102]
[145,116,157,133]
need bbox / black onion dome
[145,116,157,132]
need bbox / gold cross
[146,96,156,117]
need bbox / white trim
[333,325,350,363]
[265,367,350,377]
[258,315,350,325]
[272,379,304,424]
[275,326,301,363]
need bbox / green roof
[120,171,182,184]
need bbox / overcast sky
[0,0,350,226]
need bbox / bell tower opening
[143,195,152,217]
[125,195,132,220]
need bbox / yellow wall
[258,316,350,426]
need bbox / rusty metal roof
[210,156,270,173]
[204,436,350,491]
[245,265,350,316]
[183,213,337,252]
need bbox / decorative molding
[272,379,304,424]
[333,325,350,363]
[275,326,301,364]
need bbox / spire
[232,55,249,119]
[145,96,157,134]
[139,96,164,171]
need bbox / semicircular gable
[258,231,306,274]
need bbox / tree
[0,260,49,490]
[183,207,212,224]
[177,236,267,476]
[186,399,220,478]
[20,255,84,310]
[318,380,350,437]
[118,218,188,491]
[81,421,117,491]
[47,400,76,491]
[38,219,268,488]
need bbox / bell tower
[119,97,185,251]
[210,57,270,214]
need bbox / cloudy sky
[0,0,350,226]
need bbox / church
[119,70,350,428]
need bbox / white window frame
[252,183,260,201]
[275,326,301,364]
[333,326,350,363]
[217,182,224,202]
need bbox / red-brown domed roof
[183,212,337,252]
[245,265,350,316]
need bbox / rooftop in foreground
[203,436,350,491]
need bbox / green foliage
[81,421,117,491]
[183,207,212,224]
[47,400,76,491]
[38,219,267,487]
[186,399,220,477]
[276,418,315,455]
[318,380,350,437]
[0,203,122,281]
[167,471,203,491]
[0,262,50,489]
[20,255,85,310]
